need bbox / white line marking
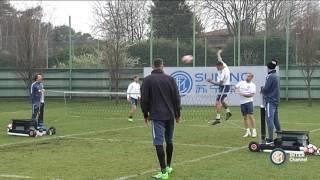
[225,121,246,130]
[0,174,32,179]
[310,128,320,133]
[184,124,243,129]
[65,137,234,149]
[114,146,247,180]
[0,126,144,148]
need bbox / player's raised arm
[217,49,224,63]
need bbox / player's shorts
[130,97,138,106]
[240,102,254,116]
[151,120,175,145]
[216,85,231,102]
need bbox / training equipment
[248,93,310,164]
[181,55,193,64]
[7,119,56,137]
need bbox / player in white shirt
[235,73,257,137]
[127,76,141,122]
[207,49,232,125]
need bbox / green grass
[0,99,320,180]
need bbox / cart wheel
[28,129,37,137]
[248,141,260,152]
[270,148,286,166]
[47,127,56,136]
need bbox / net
[45,90,219,122]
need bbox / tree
[93,0,149,92]
[0,0,16,66]
[151,0,203,39]
[13,6,47,90]
[264,0,306,34]
[201,0,262,35]
[296,2,320,106]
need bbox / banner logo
[171,71,193,95]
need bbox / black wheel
[28,129,37,137]
[47,127,56,135]
[248,141,260,152]
[270,148,286,166]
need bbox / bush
[223,34,295,66]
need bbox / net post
[68,16,73,99]
[204,37,207,67]
[237,17,241,66]
[192,12,196,67]
[150,15,153,67]
[176,37,179,67]
[64,91,66,105]
[285,4,290,101]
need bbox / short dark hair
[216,61,224,66]
[133,75,139,80]
[153,58,163,68]
[33,73,41,81]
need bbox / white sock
[252,128,256,133]
[225,108,230,113]
[216,114,221,120]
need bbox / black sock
[155,145,166,173]
[129,116,133,118]
[166,143,173,167]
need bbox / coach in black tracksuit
[141,58,181,177]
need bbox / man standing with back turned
[261,59,281,144]
[141,58,181,180]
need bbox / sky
[10,1,96,35]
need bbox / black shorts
[240,102,254,116]
[130,97,138,106]
[216,85,231,102]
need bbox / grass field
[0,98,320,180]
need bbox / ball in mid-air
[181,55,193,64]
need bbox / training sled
[248,98,312,165]
[7,119,56,137]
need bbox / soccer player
[235,73,257,138]
[141,58,181,180]
[207,49,232,125]
[126,75,141,122]
[261,59,281,143]
[30,73,45,129]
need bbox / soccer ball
[306,144,318,155]
[181,55,193,64]
[7,123,12,130]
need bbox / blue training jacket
[30,81,42,104]
[262,70,280,105]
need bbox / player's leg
[241,103,251,137]
[128,98,137,122]
[247,102,257,137]
[38,103,45,129]
[265,102,276,143]
[32,103,40,122]
[210,99,222,125]
[273,106,281,132]
[164,120,175,174]
[152,120,169,179]
[221,85,232,120]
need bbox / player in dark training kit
[141,58,181,180]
